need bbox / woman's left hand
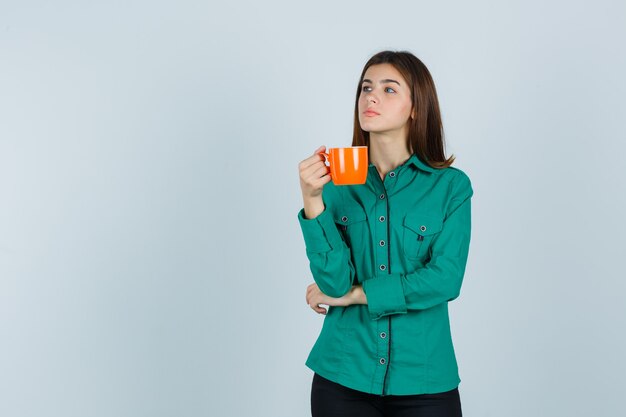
[306,283,364,314]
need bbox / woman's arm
[361,172,473,320]
[298,207,357,298]
[306,283,367,315]
[298,147,356,298]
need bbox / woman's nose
[367,94,378,104]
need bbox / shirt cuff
[362,273,408,320]
[297,207,344,253]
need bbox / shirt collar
[406,153,436,173]
[368,153,437,174]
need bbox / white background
[1,1,625,416]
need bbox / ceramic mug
[321,146,368,185]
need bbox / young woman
[297,50,472,417]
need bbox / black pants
[311,373,462,417]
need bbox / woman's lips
[364,110,380,117]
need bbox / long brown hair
[352,50,454,169]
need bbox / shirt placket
[371,166,399,395]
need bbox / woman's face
[358,63,414,136]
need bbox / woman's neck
[368,133,411,180]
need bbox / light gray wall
[1,1,625,416]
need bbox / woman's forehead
[363,64,407,85]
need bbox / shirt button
[379,193,385,199]
[379,216,385,222]
[389,172,396,177]
[379,264,386,271]
[380,332,387,338]
[380,358,386,365]
[379,240,385,246]
[420,225,427,232]
[341,216,348,222]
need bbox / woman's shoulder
[433,164,473,196]
[434,163,470,180]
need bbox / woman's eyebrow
[362,78,401,86]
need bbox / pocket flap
[334,208,367,226]
[403,212,443,236]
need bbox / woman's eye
[361,86,396,93]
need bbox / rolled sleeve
[297,207,343,253]
[362,273,407,320]
[297,207,355,298]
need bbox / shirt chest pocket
[402,212,443,260]
[334,208,368,249]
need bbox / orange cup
[321,146,368,185]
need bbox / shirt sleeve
[362,171,473,320]
[297,190,356,298]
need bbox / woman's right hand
[298,146,332,199]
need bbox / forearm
[349,284,368,305]
[302,194,325,219]
[318,284,368,308]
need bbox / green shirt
[297,153,473,396]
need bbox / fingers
[312,164,330,179]
[299,146,327,171]
[300,161,330,195]
[300,159,328,180]
[313,145,326,155]
[309,302,327,314]
[314,305,328,314]
[312,303,327,314]
[298,147,331,199]
[306,283,327,315]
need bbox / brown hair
[352,50,454,169]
